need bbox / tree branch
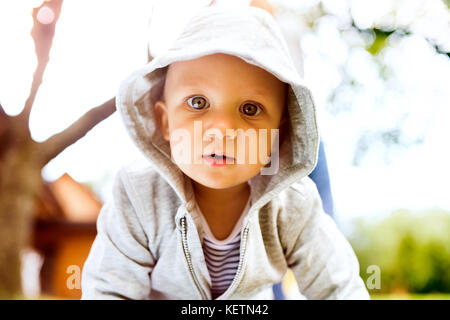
[38,97,116,167]
[0,103,12,161]
[0,102,7,122]
[18,0,63,133]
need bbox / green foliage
[366,29,395,55]
[444,0,450,10]
[349,209,450,293]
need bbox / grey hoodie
[81,4,370,300]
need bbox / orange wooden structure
[31,173,101,299]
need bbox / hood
[116,4,319,211]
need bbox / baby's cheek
[168,127,195,165]
[254,130,275,165]
[261,130,271,155]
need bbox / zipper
[218,222,250,299]
[180,216,207,300]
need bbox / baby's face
[155,53,287,189]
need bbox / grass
[370,293,450,300]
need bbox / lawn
[370,293,450,300]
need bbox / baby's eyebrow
[176,81,277,107]
[243,89,271,99]
[240,90,276,106]
[181,83,270,98]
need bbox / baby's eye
[187,96,209,110]
[240,103,262,116]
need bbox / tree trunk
[0,141,42,299]
[0,0,117,299]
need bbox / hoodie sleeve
[285,179,370,300]
[81,168,155,300]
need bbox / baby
[81,3,370,300]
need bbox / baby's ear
[154,101,170,141]
[279,115,288,127]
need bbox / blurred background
[0,0,448,300]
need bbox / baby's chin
[178,163,262,190]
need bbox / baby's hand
[250,0,274,16]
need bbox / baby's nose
[203,128,236,142]
[203,111,238,140]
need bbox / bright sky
[0,0,449,224]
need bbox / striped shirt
[197,195,251,299]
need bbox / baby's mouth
[202,153,235,165]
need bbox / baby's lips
[202,152,235,160]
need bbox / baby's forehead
[167,53,262,76]
[164,53,286,93]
